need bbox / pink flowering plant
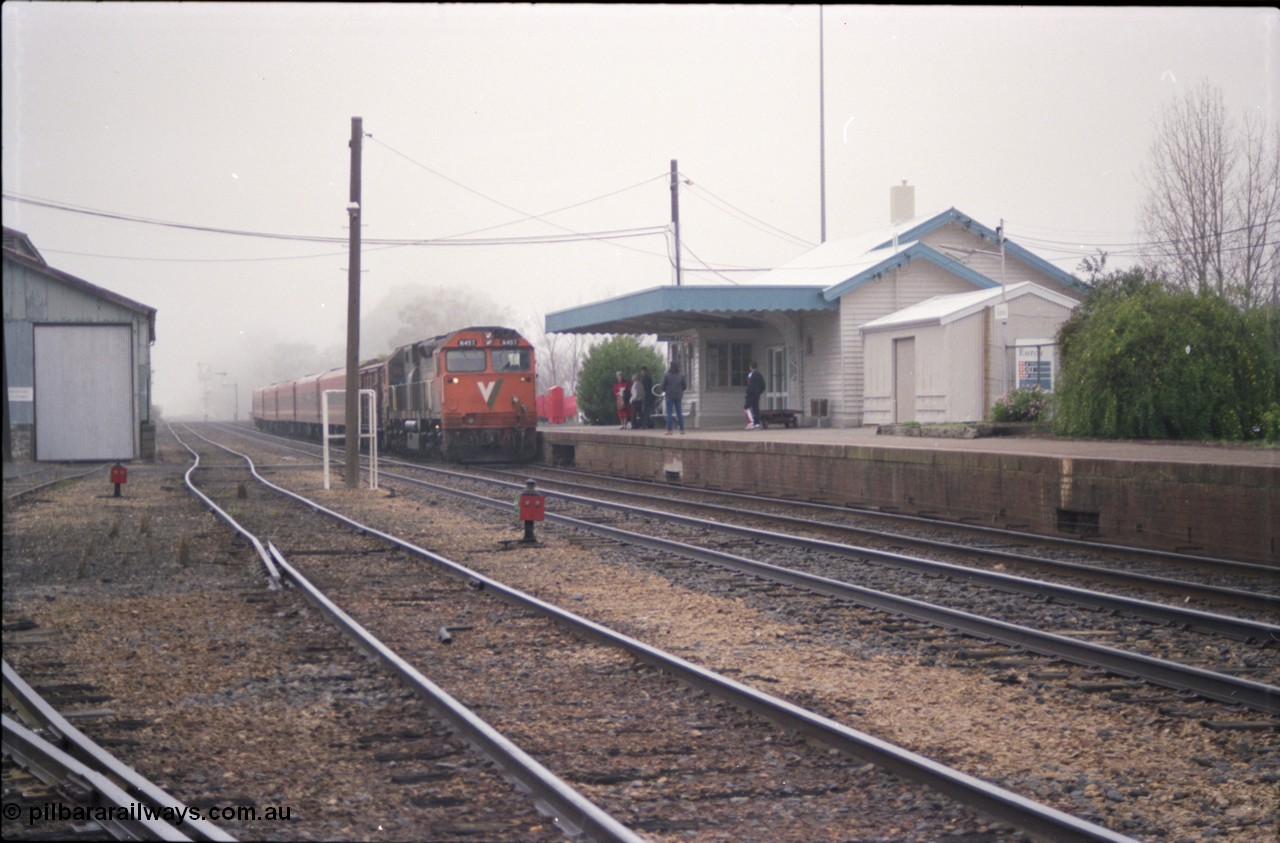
[991,385,1051,423]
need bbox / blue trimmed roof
[879,209,1086,291]
[544,207,1087,335]
[822,241,999,301]
[545,284,831,335]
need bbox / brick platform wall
[542,433,1278,566]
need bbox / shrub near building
[1054,272,1280,441]
[575,336,666,426]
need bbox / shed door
[893,337,915,423]
[34,324,135,461]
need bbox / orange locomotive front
[375,326,537,462]
[433,326,537,461]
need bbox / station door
[764,345,787,409]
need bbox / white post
[323,388,377,490]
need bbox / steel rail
[4,713,193,841]
[3,661,235,841]
[168,422,281,589]
[509,477,1279,642]
[372,470,1280,716]
[519,471,1280,613]
[201,436,1142,842]
[171,426,644,843]
[4,464,108,502]
[263,544,645,843]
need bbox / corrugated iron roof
[858,281,1080,333]
[544,208,1086,335]
[3,229,157,342]
[546,284,833,335]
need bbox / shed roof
[858,281,1080,333]
[3,227,157,342]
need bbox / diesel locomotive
[252,326,537,462]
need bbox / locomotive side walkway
[537,424,1278,566]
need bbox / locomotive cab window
[492,348,531,372]
[445,349,487,373]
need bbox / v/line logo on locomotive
[477,379,503,410]
[250,326,538,463]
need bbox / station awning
[545,285,832,335]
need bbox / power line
[681,179,816,249]
[2,192,669,250]
[366,135,673,258]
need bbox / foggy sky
[3,4,1276,417]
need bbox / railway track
[172,425,1144,841]
[185,422,1278,841]
[233,438,1277,715]
[513,465,1280,612]
[3,660,235,842]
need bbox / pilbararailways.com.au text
[10,800,293,825]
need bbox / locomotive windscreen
[446,349,486,372]
[492,349,531,372]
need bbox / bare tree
[530,323,590,395]
[1235,111,1280,307]
[1139,79,1280,307]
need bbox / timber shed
[859,281,1079,424]
[3,227,157,462]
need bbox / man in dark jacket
[639,366,655,428]
[744,361,765,429]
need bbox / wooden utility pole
[670,159,682,286]
[344,117,362,488]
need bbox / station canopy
[544,284,833,336]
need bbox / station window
[706,341,752,388]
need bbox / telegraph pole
[670,159,682,286]
[344,117,362,488]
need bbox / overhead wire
[365,135,673,258]
[1,191,670,252]
[681,178,816,250]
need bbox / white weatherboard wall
[34,324,135,460]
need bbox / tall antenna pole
[819,5,827,243]
[670,159,682,286]
[344,116,363,489]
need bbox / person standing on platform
[629,373,645,430]
[613,371,631,429]
[639,366,655,428]
[744,360,765,429]
[661,362,686,435]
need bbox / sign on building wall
[1015,339,1056,390]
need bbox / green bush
[1054,274,1280,441]
[574,336,666,426]
[991,386,1051,423]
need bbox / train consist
[252,326,537,462]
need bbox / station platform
[537,423,1278,566]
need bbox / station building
[3,227,157,462]
[546,187,1087,428]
